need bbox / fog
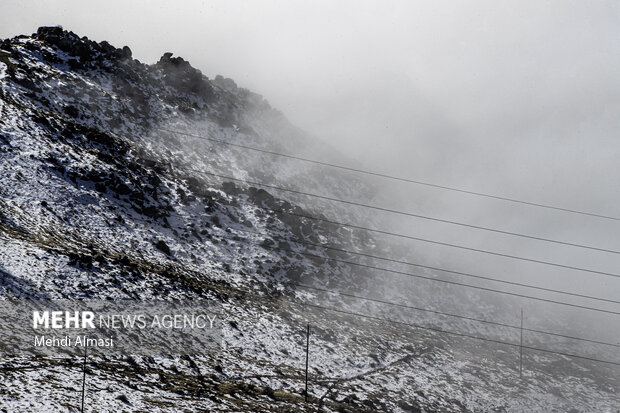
[3,1,618,203]
[2,1,619,351]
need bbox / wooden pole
[81,344,87,413]
[519,308,523,379]
[305,323,310,402]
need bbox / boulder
[154,240,172,255]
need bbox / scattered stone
[154,240,171,255]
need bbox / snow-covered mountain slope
[0,27,618,412]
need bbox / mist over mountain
[0,27,618,412]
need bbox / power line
[174,165,620,255]
[291,282,620,349]
[111,138,620,347]
[73,135,620,365]
[82,159,619,309]
[86,187,619,313]
[161,128,620,222]
[109,201,620,313]
[77,205,620,347]
[100,156,620,311]
[278,297,620,367]
[255,237,620,316]
[185,168,620,281]
[229,224,620,306]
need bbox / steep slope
[0,27,618,412]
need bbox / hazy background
[1,0,618,200]
[2,1,619,344]
[2,0,619,195]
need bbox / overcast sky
[2,1,620,332]
[2,1,619,202]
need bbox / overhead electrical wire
[228,224,620,306]
[160,128,620,222]
[289,282,620,349]
[239,231,620,315]
[182,167,620,281]
[168,160,620,255]
[120,139,620,312]
[117,203,619,314]
[275,297,620,367]
[108,132,620,367]
[95,192,620,315]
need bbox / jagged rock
[214,74,237,91]
[35,26,94,64]
[36,25,64,40]
[63,105,79,118]
[98,40,116,55]
[156,52,214,99]
[121,45,132,59]
[154,240,171,255]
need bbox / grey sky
[2,1,618,200]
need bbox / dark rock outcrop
[156,52,214,100]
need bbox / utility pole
[305,323,310,403]
[81,344,88,413]
[519,308,523,379]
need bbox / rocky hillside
[0,27,618,412]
